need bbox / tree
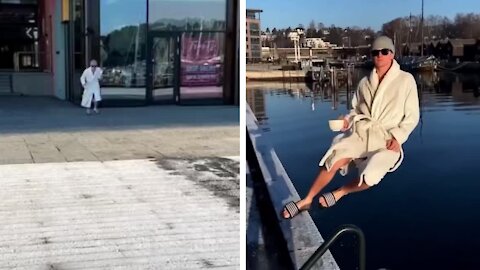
[454,13,480,38]
[267,11,480,49]
[440,17,454,38]
[345,26,368,47]
[363,27,375,44]
[325,25,344,46]
[381,18,405,40]
[317,22,325,32]
[306,20,316,37]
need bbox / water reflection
[247,71,480,123]
[246,71,480,270]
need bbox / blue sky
[246,0,480,31]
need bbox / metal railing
[300,224,366,270]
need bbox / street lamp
[344,28,351,47]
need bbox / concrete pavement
[0,96,238,164]
[0,97,239,269]
[0,158,239,269]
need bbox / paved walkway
[0,97,239,269]
[0,158,239,269]
[0,97,238,164]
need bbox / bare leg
[283,157,351,218]
[93,101,99,113]
[319,177,370,207]
[86,98,92,114]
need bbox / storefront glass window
[99,0,147,100]
[0,2,38,70]
[149,0,226,31]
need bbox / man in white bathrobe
[283,36,420,219]
[80,59,103,114]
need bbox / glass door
[148,33,179,103]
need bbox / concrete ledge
[246,81,310,90]
[246,103,339,269]
[11,72,53,96]
[246,70,307,82]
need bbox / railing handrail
[300,224,366,270]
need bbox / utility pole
[394,32,398,56]
[421,0,424,56]
[408,12,412,54]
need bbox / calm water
[247,71,480,270]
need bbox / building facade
[0,0,239,105]
[246,9,261,63]
[303,38,328,49]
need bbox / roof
[246,9,263,13]
[403,42,421,53]
[449,39,476,47]
[407,42,422,48]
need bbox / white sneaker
[93,108,99,114]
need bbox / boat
[306,59,331,82]
[398,55,438,72]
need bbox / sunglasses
[371,49,392,57]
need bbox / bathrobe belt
[350,114,404,175]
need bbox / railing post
[9,74,13,94]
[14,52,19,72]
[299,224,365,270]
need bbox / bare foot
[282,199,312,219]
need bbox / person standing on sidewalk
[80,59,103,114]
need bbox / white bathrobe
[319,60,420,186]
[80,67,103,108]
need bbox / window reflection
[152,36,176,100]
[149,0,226,31]
[99,0,146,99]
[74,0,84,70]
[72,0,84,103]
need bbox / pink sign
[181,36,222,86]
[181,37,219,62]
